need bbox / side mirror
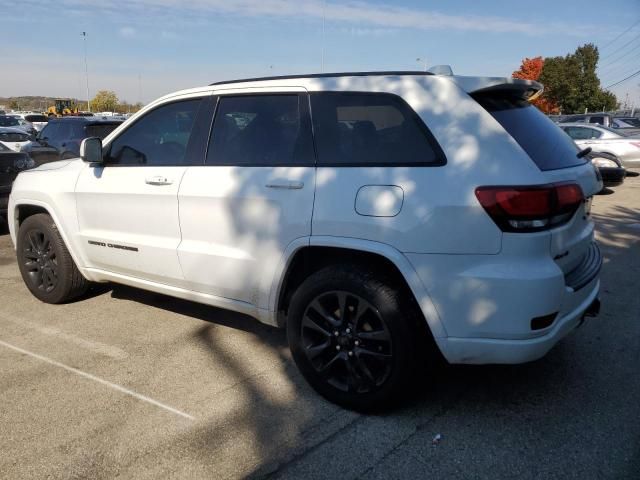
[80,137,103,164]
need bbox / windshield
[473,93,585,171]
[0,116,20,127]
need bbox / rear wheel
[287,265,420,411]
[17,213,88,303]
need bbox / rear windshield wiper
[577,147,592,158]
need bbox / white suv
[8,71,602,410]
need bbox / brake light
[475,183,584,232]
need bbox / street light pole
[82,32,90,112]
[416,57,428,72]
[321,0,326,72]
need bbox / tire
[17,213,88,304]
[287,265,420,411]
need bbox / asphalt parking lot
[1,177,639,480]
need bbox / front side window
[589,116,604,125]
[310,92,445,166]
[107,99,202,166]
[206,94,314,166]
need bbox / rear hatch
[472,86,602,283]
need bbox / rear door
[177,91,316,307]
[75,96,208,284]
[473,92,602,276]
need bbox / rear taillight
[475,183,584,232]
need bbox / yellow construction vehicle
[46,99,79,117]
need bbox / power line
[599,18,640,51]
[599,45,640,74]
[598,50,640,78]
[599,32,640,65]
[604,68,640,89]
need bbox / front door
[75,97,206,285]
[178,92,316,308]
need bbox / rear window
[25,115,48,123]
[474,94,585,171]
[310,92,445,166]
[86,123,121,139]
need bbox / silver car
[559,123,640,169]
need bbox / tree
[91,90,119,112]
[537,44,618,114]
[512,57,559,113]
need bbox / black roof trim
[210,71,434,86]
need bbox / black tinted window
[108,99,201,166]
[87,124,120,139]
[25,115,48,123]
[40,123,59,140]
[474,94,585,171]
[589,116,604,125]
[310,93,444,166]
[207,95,314,166]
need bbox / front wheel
[17,213,88,304]
[287,265,419,411]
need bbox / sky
[1,0,639,109]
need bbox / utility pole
[321,0,326,72]
[82,32,90,112]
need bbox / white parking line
[0,339,195,421]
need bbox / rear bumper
[437,279,600,364]
[407,238,602,365]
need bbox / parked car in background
[0,142,35,222]
[23,114,49,132]
[0,127,33,152]
[25,116,124,161]
[559,123,640,169]
[0,115,37,138]
[586,151,626,188]
[612,116,640,129]
[559,113,615,127]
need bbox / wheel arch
[12,200,86,274]
[272,236,447,340]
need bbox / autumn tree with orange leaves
[512,56,560,114]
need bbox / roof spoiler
[427,65,454,76]
[453,76,544,101]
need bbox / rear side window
[474,94,585,171]
[310,92,445,166]
[206,94,314,166]
[563,126,601,140]
[589,116,604,125]
[87,124,120,139]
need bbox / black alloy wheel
[301,290,393,394]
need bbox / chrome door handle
[145,176,173,185]
[265,181,304,190]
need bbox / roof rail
[210,70,434,86]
